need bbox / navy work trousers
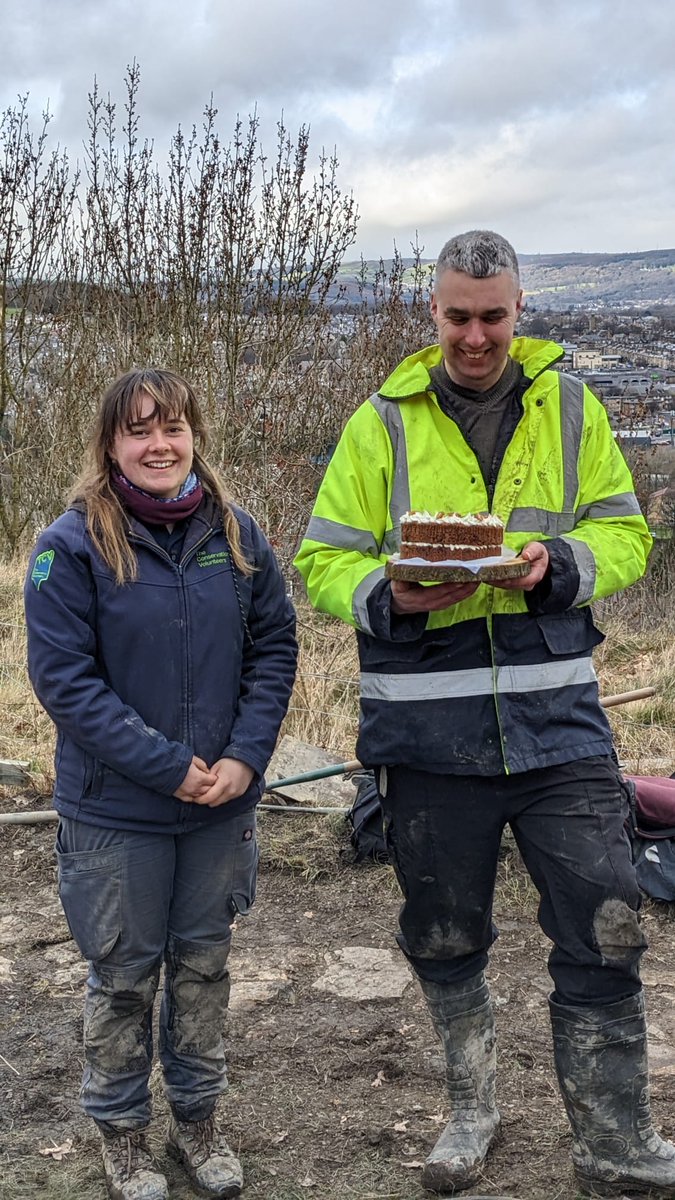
[56,810,258,1131]
[376,755,646,1006]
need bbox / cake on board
[386,510,532,583]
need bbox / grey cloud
[378,2,675,156]
[2,0,674,257]
[2,0,420,178]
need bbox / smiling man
[431,253,522,391]
[295,231,675,1197]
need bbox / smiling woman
[69,368,252,584]
[112,397,194,499]
[22,366,298,1200]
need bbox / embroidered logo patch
[196,550,230,568]
[242,828,253,842]
[31,549,55,590]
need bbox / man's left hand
[191,758,256,807]
[491,541,550,592]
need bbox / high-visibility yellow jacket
[294,338,652,774]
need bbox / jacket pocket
[536,611,605,656]
[56,836,123,961]
[82,755,105,800]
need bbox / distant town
[519,306,675,449]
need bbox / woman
[24,368,298,1200]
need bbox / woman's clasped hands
[174,756,255,807]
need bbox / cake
[399,511,504,562]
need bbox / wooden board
[384,555,532,584]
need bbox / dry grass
[282,603,360,758]
[258,808,350,880]
[595,605,675,773]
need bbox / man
[294,231,675,1197]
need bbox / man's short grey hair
[436,230,520,285]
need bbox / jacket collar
[377,336,565,402]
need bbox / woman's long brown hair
[69,368,253,584]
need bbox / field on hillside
[2,554,675,1200]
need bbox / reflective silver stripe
[368,392,411,529]
[559,373,585,513]
[575,493,643,522]
[508,507,576,536]
[360,658,597,702]
[353,566,386,634]
[305,515,380,555]
[562,537,597,605]
[495,659,597,693]
[510,496,641,539]
[362,666,494,701]
[382,528,399,555]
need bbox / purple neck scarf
[111,470,204,525]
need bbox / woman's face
[111,392,194,498]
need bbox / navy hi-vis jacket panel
[294,338,652,774]
[25,498,298,831]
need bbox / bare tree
[0,66,438,569]
[0,98,83,548]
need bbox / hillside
[336,248,675,310]
[519,248,675,308]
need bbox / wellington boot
[550,991,675,1197]
[419,973,500,1193]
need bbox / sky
[3,0,674,261]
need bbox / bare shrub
[0,65,362,567]
[0,99,85,547]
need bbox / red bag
[626,774,675,839]
[624,773,675,902]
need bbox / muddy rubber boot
[166,1113,243,1197]
[550,991,675,1197]
[100,1130,168,1200]
[419,973,500,1193]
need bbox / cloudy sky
[3,0,674,260]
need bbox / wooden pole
[599,687,656,708]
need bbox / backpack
[625,773,675,902]
[345,771,389,864]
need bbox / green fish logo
[31,549,55,590]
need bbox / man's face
[431,268,523,392]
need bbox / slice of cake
[399,511,504,562]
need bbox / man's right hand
[390,578,480,614]
[174,756,218,802]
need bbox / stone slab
[265,735,358,807]
[313,947,412,1001]
[0,760,29,786]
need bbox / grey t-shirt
[428,357,525,503]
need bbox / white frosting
[402,542,502,551]
[401,511,504,528]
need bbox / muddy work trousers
[377,756,646,1006]
[56,810,258,1131]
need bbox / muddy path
[2,802,675,1200]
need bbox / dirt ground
[2,795,675,1200]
